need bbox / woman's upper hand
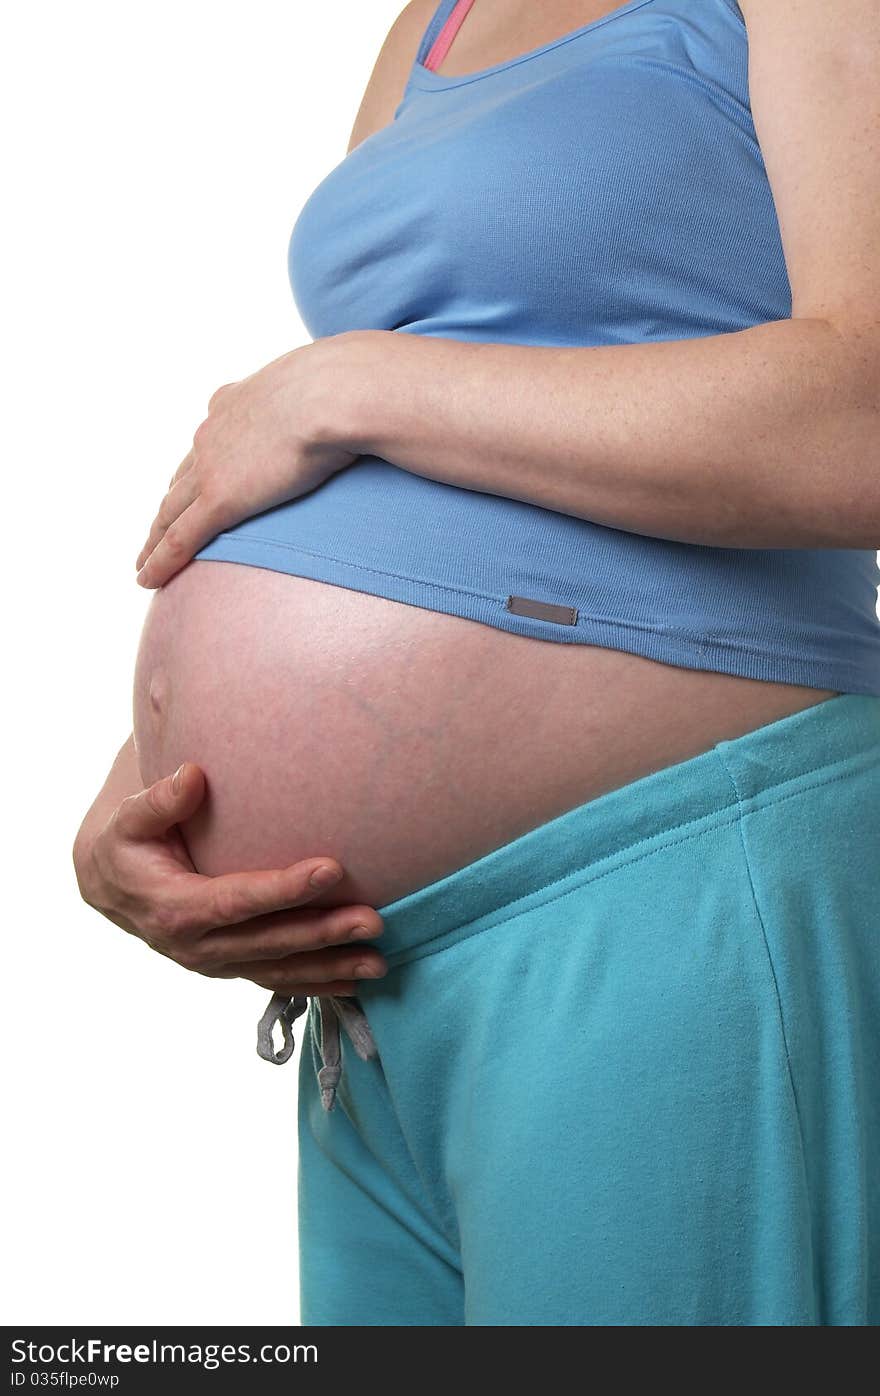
[73,760,387,998]
[135,332,373,590]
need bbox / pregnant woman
[74,0,880,1325]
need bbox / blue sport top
[196,0,880,695]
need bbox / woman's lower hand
[135,331,376,590]
[73,759,387,997]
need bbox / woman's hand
[73,746,387,998]
[135,332,375,589]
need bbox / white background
[2,0,403,1325]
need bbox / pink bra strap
[423,0,478,72]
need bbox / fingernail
[171,764,184,794]
[355,960,386,978]
[351,923,379,939]
[310,864,341,889]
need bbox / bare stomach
[132,560,838,911]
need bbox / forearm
[341,319,880,549]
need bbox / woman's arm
[335,0,880,550]
[339,319,876,549]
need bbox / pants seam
[712,747,812,1198]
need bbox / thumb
[115,762,207,841]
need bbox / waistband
[372,693,880,967]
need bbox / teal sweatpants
[296,694,880,1326]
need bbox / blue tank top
[196,0,880,695]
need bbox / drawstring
[256,992,308,1064]
[256,991,378,1111]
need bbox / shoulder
[346,0,438,153]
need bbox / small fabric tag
[506,595,579,626]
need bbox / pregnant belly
[132,560,837,911]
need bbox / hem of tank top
[193,532,879,695]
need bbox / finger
[114,762,207,841]
[158,856,350,939]
[168,450,194,492]
[206,945,387,988]
[136,497,224,589]
[136,472,201,572]
[197,904,385,966]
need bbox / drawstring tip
[256,992,309,1064]
[317,1061,342,1112]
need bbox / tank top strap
[418,0,478,72]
